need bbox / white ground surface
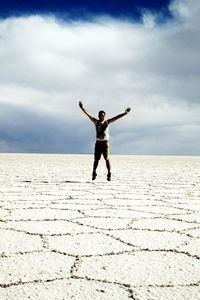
[0,154,200,300]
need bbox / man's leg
[103,142,111,181]
[106,159,111,181]
[106,159,111,173]
[92,158,99,180]
[92,142,101,180]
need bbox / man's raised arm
[79,101,97,124]
[107,107,131,124]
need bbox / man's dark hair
[98,110,106,116]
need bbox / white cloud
[142,14,156,29]
[0,0,200,155]
[169,0,200,28]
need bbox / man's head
[98,110,106,122]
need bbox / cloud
[0,0,200,155]
[169,0,200,28]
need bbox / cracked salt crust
[105,229,191,250]
[0,229,43,254]
[130,218,196,231]
[9,208,83,221]
[75,252,200,286]
[0,220,99,235]
[0,278,132,300]
[177,239,200,257]
[132,286,200,300]
[167,213,200,223]
[49,203,104,210]
[48,232,133,256]
[0,252,75,285]
[82,208,153,219]
[0,154,200,299]
[182,228,200,238]
[131,205,192,215]
[0,209,9,219]
[72,217,132,230]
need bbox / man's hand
[125,107,131,114]
[79,101,96,123]
[79,101,83,109]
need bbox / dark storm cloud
[0,0,199,155]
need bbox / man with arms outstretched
[79,101,131,181]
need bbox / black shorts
[94,140,109,160]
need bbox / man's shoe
[107,172,111,181]
[92,172,97,180]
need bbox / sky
[0,0,199,155]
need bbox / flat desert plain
[0,154,200,299]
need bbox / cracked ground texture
[0,153,200,300]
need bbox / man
[79,101,131,181]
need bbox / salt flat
[0,153,200,300]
